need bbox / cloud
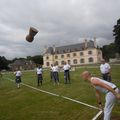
[0,0,120,59]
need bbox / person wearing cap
[81,71,120,120]
[100,59,111,82]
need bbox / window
[61,55,64,58]
[73,53,76,56]
[73,59,77,64]
[61,61,65,65]
[67,54,70,57]
[80,52,84,56]
[55,61,59,65]
[68,60,71,64]
[80,58,84,63]
[63,50,65,53]
[46,62,49,66]
[88,57,94,62]
[55,55,58,59]
[88,51,92,55]
[46,56,49,60]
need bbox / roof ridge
[55,40,93,48]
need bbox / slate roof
[10,60,34,66]
[45,40,96,54]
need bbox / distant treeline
[0,55,43,71]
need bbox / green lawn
[0,65,120,120]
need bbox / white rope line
[92,110,103,120]
[6,77,100,111]
[61,96,100,110]
[22,82,59,97]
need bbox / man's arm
[95,89,103,110]
[92,79,120,100]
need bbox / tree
[113,18,120,54]
[101,43,117,60]
[27,55,43,65]
[0,56,11,70]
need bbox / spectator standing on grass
[81,71,120,120]
[63,62,71,84]
[52,63,59,85]
[100,59,111,82]
[50,64,53,81]
[14,69,22,88]
[36,65,43,86]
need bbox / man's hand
[99,103,103,110]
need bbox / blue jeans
[53,72,59,83]
[102,73,111,82]
[64,70,70,84]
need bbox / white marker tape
[62,96,100,110]
[92,110,103,120]
[22,83,59,97]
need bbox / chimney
[53,45,56,53]
[84,39,87,49]
[93,37,97,48]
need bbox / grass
[0,64,120,120]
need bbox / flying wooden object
[26,27,39,42]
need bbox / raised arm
[95,89,103,110]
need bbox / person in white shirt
[63,62,71,84]
[36,65,43,86]
[14,69,22,88]
[52,63,59,85]
[81,71,120,120]
[100,59,111,82]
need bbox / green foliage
[101,43,117,60]
[0,56,11,70]
[0,55,43,71]
[27,55,43,65]
[11,55,43,65]
[12,57,26,62]
[113,18,120,53]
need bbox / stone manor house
[43,38,103,68]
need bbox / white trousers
[104,88,119,120]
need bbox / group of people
[13,58,112,88]
[14,62,71,88]
[36,62,71,86]
[13,59,120,120]
[50,62,71,85]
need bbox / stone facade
[43,39,103,68]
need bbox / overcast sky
[0,0,120,59]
